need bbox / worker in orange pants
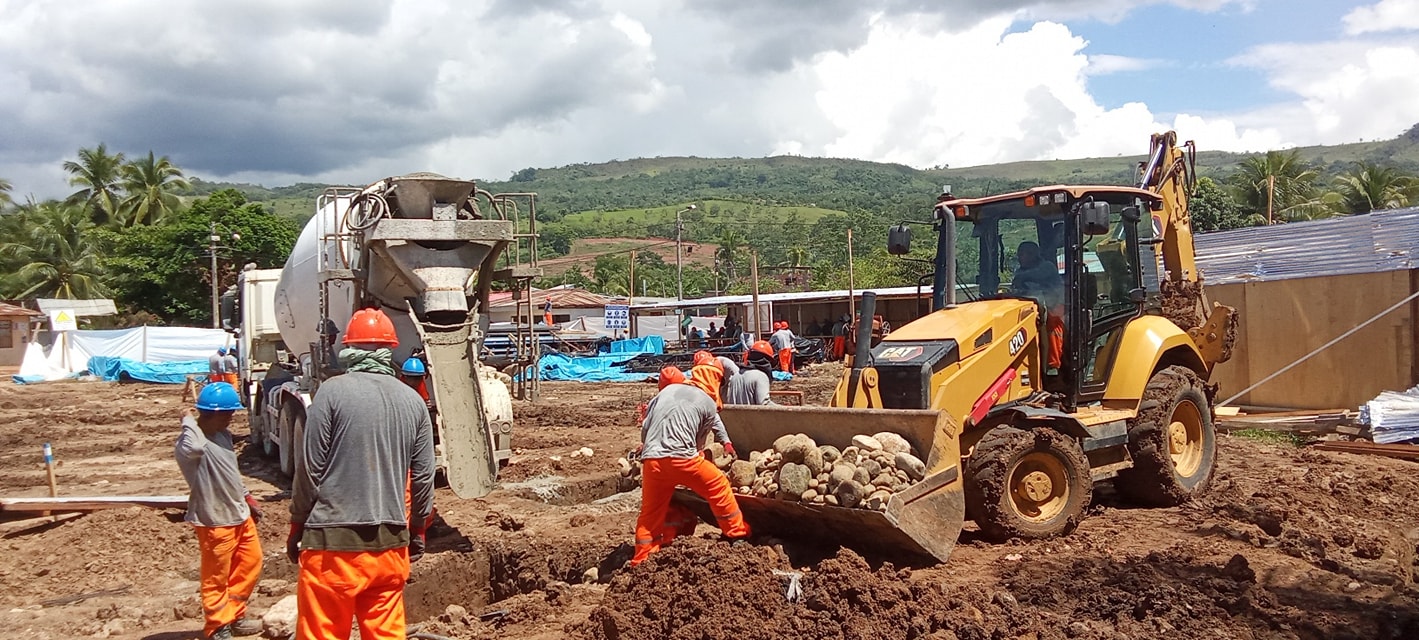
[288,309,435,640]
[177,382,264,639]
[296,548,410,640]
[632,359,749,565]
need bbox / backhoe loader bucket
[673,405,965,563]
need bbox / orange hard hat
[658,366,686,390]
[692,350,718,367]
[343,308,399,346]
[750,340,775,357]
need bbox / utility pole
[675,204,696,300]
[1266,174,1275,224]
[209,222,221,329]
[628,250,636,307]
[750,250,761,339]
[208,222,240,329]
[846,228,855,322]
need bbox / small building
[1195,207,1419,409]
[487,286,615,325]
[0,303,45,367]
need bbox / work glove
[409,528,427,563]
[723,442,737,460]
[244,493,263,523]
[286,523,303,564]
[631,443,644,459]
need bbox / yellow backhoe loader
[676,132,1236,562]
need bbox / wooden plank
[0,512,83,535]
[0,495,187,512]
[1215,406,1241,417]
[1311,441,1419,461]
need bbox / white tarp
[16,342,75,382]
[51,326,232,373]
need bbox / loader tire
[1115,365,1216,506]
[965,426,1091,542]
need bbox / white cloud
[808,17,1283,169]
[1234,39,1419,143]
[1343,0,1419,35]
[1084,54,1165,75]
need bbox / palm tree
[117,151,190,226]
[1332,162,1418,214]
[0,178,13,210]
[0,201,108,299]
[716,229,744,282]
[63,143,126,225]
[1226,150,1330,223]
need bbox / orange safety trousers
[195,518,263,637]
[1046,311,1065,370]
[777,348,794,373]
[296,547,410,640]
[223,373,239,388]
[632,457,750,566]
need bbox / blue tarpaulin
[608,336,665,354]
[87,356,210,384]
[537,353,653,383]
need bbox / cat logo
[877,346,924,361]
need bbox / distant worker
[289,308,435,640]
[398,357,433,409]
[222,348,240,389]
[632,355,748,565]
[543,299,554,326]
[176,382,264,640]
[770,321,798,373]
[727,341,775,405]
[209,347,230,384]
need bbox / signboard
[604,304,630,330]
[48,309,77,332]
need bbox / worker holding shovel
[175,382,264,640]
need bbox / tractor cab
[890,185,1164,409]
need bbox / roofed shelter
[1195,207,1419,409]
[0,303,45,367]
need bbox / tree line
[0,145,298,326]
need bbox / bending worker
[632,356,749,565]
[289,308,435,640]
[727,340,776,405]
[770,321,798,373]
[176,382,264,640]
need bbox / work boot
[231,616,263,636]
[208,625,234,640]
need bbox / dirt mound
[0,507,194,607]
[515,402,633,433]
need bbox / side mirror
[887,224,912,255]
[1081,201,1110,236]
[1128,287,1148,303]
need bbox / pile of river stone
[615,433,927,512]
[727,432,927,511]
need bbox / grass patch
[1228,428,1307,447]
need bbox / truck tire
[1114,365,1216,506]
[965,426,1091,542]
[277,405,305,477]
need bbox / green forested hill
[198,124,1419,297]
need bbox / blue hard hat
[217,346,229,355]
[197,382,243,411]
[401,358,427,376]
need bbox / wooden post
[1266,174,1275,225]
[750,251,762,340]
[846,228,855,323]
[43,443,57,498]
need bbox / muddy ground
[1,366,1417,639]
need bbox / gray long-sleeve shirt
[770,329,797,351]
[291,372,435,535]
[175,417,250,527]
[726,369,772,406]
[640,384,730,460]
[209,353,229,374]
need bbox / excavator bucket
[674,405,966,563]
[424,325,498,499]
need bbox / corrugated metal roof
[0,302,44,316]
[34,298,117,316]
[631,284,961,311]
[488,287,615,310]
[1195,207,1419,284]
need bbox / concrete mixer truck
[232,174,537,499]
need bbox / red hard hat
[750,340,775,357]
[344,308,399,346]
[658,366,686,390]
[692,350,717,367]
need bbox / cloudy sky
[2,0,1417,200]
